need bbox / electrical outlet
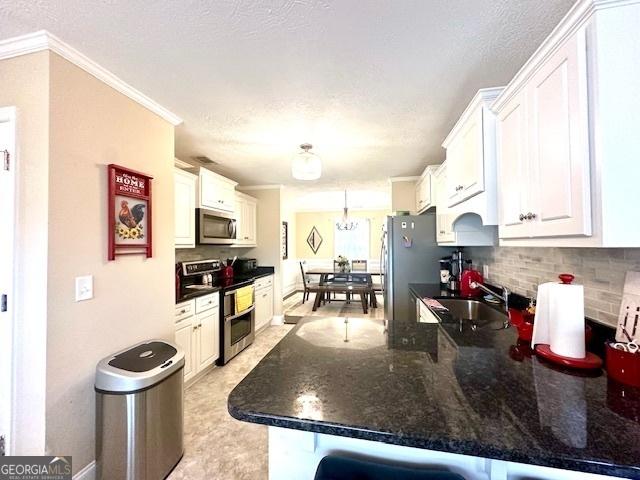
[75,275,93,302]
[482,265,489,279]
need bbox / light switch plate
[75,275,93,302]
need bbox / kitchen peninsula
[229,285,640,480]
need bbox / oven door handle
[225,305,255,322]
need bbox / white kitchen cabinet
[195,308,219,371]
[174,294,220,383]
[496,91,530,239]
[495,29,591,241]
[174,318,195,382]
[415,165,439,214]
[198,167,238,213]
[234,192,257,246]
[433,164,455,243]
[255,275,274,332]
[443,88,503,210]
[174,168,197,248]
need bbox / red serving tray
[535,344,602,370]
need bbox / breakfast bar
[228,284,640,480]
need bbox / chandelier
[291,143,321,180]
[336,190,358,231]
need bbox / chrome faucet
[470,281,511,328]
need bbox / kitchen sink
[436,299,509,330]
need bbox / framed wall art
[281,221,288,260]
[306,226,323,255]
[108,164,153,260]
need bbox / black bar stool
[314,455,466,480]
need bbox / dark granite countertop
[228,283,640,478]
[176,267,275,304]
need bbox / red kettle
[461,269,484,297]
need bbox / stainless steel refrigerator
[381,214,452,328]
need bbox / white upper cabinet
[415,165,439,214]
[433,164,456,243]
[527,31,591,238]
[198,167,237,213]
[443,88,503,210]
[493,0,640,246]
[174,168,197,248]
[440,88,503,229]
[496,91,530,239]
[496,30,590,240]
[234,192,257,247]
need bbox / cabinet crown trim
[199,167,239,186]
[442,87,505,148]
[491,0,637,113]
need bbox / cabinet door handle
[262,294,268,298]
[199,323,202,327]
[180,309,186,314]
[519,214,525,221]
[193,325,198,331]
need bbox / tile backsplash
[175,246,249,263]
[466,247,640,328]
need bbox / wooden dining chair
[299,261,321,304]
[351,259,368,272]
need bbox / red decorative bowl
[606,342,640,387]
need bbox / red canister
[606,342,640,387]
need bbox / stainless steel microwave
[196,208,237,244]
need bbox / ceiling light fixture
[291,143,321,180]
[336,190,358,231]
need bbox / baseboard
[283,289,302,300]
[73,460,95,480]
[271,314,284,326]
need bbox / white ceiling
[1,0,575,186]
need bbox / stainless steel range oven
[218,280,255,365]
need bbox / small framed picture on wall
[281,221,288,260]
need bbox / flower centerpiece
[336,255,350,273]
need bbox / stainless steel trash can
[95,340,185,480]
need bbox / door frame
[0,106,17,455]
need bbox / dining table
[305,268,382,309]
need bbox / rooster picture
[117,200,146,240]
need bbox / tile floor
[168,324,292,480]
[283,291,385,320]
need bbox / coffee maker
[448,249,465,291]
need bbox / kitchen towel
[532,281,586,358]
[235,285,254,313]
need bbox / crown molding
[0,30,182,126]
[492,0,640,113]
[238,184,283,191]
[442,87,504,148]
[388,176,420,183]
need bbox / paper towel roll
[549,283,585,358]
[532,282,553,346]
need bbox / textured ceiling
[1,0,575,186]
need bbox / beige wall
[296,209,389,260]
[280,187,298,296]
[391,179,417,213]
[241,187,284,316]
[0,51,50,454]
[43,53,175,473]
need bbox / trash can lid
[95,339,185,393]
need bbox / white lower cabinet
[255,275,274,332]
[174,293,220,382]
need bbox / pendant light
[336,190,358,231]
[291,143,321,180]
